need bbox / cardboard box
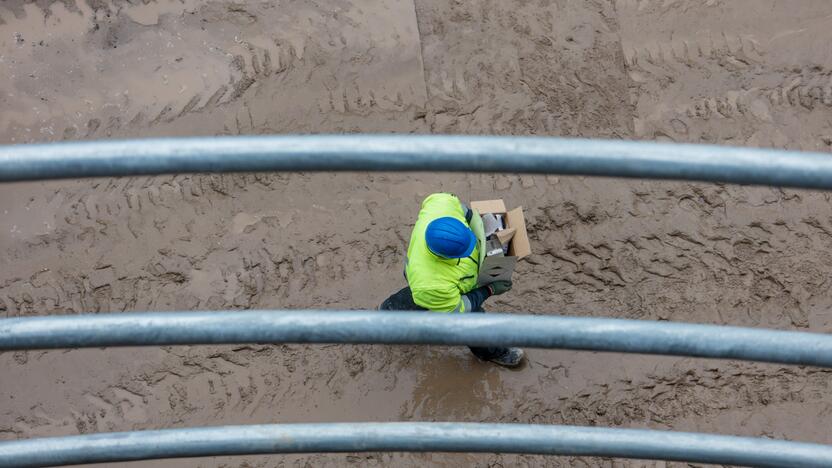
[470,199,531,286]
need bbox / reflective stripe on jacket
[405,193,485,312]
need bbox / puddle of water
[230,212,260,234]
[408,348,506,419]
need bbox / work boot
[487,347,525,368]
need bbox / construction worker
[380,192,525,367]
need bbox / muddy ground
[2,1,832,466]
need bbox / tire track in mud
[625,42,832,119]
[0,0,234,141]
[0,0,428,142]
[617,0,832,149]
[414,0,634,137]
[518,179,832,329]
[5,175,832,467]
[144,15,296,133]
[0,172,413,317]
[5,2,832,467]
[622,31,763,77]
[514,364,832,428]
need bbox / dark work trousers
[379,287,508,361]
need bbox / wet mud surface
[2,1,832,466]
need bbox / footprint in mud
[82,388,148,431]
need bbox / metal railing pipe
[2,135,832,188]
[2,311,831,367]
[1,422,831,467]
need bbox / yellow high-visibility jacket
[405,193,486,312]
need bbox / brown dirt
[2,1,832,467]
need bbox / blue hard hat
[425,217,477,259]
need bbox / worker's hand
[488,281,512,296]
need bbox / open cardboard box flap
[506,207,531,258]
[470,199,531,259]
[470,199,507,214]
[495,227,516,245]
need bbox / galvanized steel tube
[2,311,832,367]
[1,422,831,468]
[2,135,832,188]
